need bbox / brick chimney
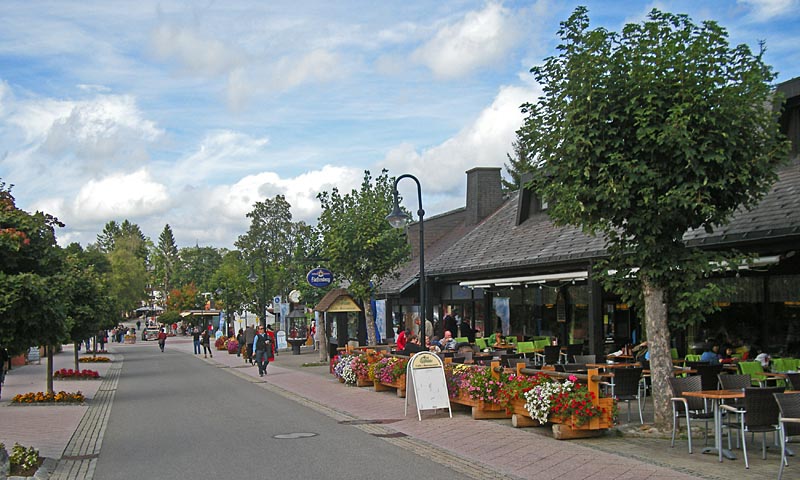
[465,167,503,226]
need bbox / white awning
[459,271,588,288]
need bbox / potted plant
[226,338,239,354]
[523,374,607,428]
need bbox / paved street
[1,336,795,479]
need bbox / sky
[1,1,798,250]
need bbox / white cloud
[412,2,521,79]
[738,0,799,21]
[44,169,170,224]
[38,95,163,171]
[381,84,538,199]
[171,130,270,184]
[149,23,244,76]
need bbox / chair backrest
[694,364,724,391]
[574,354,597,364]
[565,343,583,360]
[744,387,784,428]
[670,348,679,359]
[543,345,560,364]
[668,375,706,411]
[786,372,800,390]
[613,367,643,397]
[462,351,473,363]
[500,353,523,368]
[738,361,765,385]
[718,373,751,391]
[772,357,795,373]
[685,354,702,363]
[475,338,488,350]
[533,339,550,351]
[516,341,535,354]
[454,336,469,344]
[685,361,710,370]
[774,392,800,437]
[505,336,518,345]
[563,363,587,373]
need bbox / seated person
[720,346,738,364]
[428,335,442,353]
[755,350,771,370]
[401,334,426,356]
[395,329,410,352]
[633,341,649,361]
[700,344,721,364]
[441,330,457,351]
[489,329,504,347]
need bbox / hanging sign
[404,351,451,421]
[306,268,334,288]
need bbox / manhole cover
[274,432,318,439]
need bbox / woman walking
[201,329,213,358]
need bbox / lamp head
[247,267,257,284]
[386,202,409,229]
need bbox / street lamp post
[386,174,426,344]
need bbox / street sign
[306,268,334,288]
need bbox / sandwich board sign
[404,351,451,420]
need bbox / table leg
[699,398,737,461]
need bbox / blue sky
[1,0,798,249]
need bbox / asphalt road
[93,343,464,480]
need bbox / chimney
[465,167,503,226]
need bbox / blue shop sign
[307,268,334,288]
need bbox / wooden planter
[356,377,372,387]
[508,397,542,428]
[549,397,614,439]
[373,375,406,397]
[450,393,511,420]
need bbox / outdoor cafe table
[682,389,744,463]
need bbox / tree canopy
[519,7,790,427]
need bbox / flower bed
[214,336,227,350]
[0,443,42,477]
[226,338,239,354]
[54,368,100,379]
[11,391,85,404]
[79,356,110,363]
[368,356,408,397]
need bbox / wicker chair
[614,367,644,424]
[694,364,724,391]
[669,375,713,453]
[720,386,785,468]
[774,392,800,480]
[560,343,583,364]
[573,354,597,364]
[718,374,752,409]
[785,372,800,390]
[534,345,561,366]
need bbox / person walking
[192,327,202,355]
[244,324,256,365]
[252,326,274,377]
[157,328,167,352]
[236,328,245,358]
[201,329,213,358]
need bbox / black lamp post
[386,174,426,344]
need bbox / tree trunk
[74,342,80,371]
[46,345,54,395]
[364,299,377,346]
[643,279,671,428]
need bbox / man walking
[157,328,167,352]
[192,327,202,355]
[244,324,256,365]
[252,326,273,377]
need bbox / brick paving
[1,337,794,479]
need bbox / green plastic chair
[506,336,518,346]
[773,358,792,373]
[533,339,550,351]
[685,354,702,363]
[670,348,679,360]
[738,361,768,386]
[516,341,535,356]
[454,337,469,344]
[475,338,488,350]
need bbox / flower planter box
[450,393,511,420]
[356,377,373,387]
[548,397,614,439]
[373,376,406,398]
[509,398,542,428]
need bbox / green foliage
[173,246,223,295]
[502,136,534,192]
[521,7,790,324]
[107,235,148,315]
[159,310,181,326]
[151,224,180,296]
[8,443,40,471]
[317,170,410,344]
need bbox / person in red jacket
[157,328,167,352]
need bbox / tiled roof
[427,157,799,279]
[684,158,800,247]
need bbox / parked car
[142,327,160,341]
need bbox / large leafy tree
[173,245,223,296]
[0,181,69,393]
[210,250,252,334]
[108,235,148,316]
[502,136,534,192]
[521,7,790,427]
[317,170,410,346]
[235,195,304,326]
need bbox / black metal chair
[786,372,800,390]
[560,343,583,364]
[534,345,561,366]
[500,353,523,368]
[573,354,597,364]
[694,364,724,391]
[774,392,800,480]
[720,386,784,469]
[718,373,752,409]
[613,367,644,424]
[669,375,713,453]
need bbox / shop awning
[459,271,589,288]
